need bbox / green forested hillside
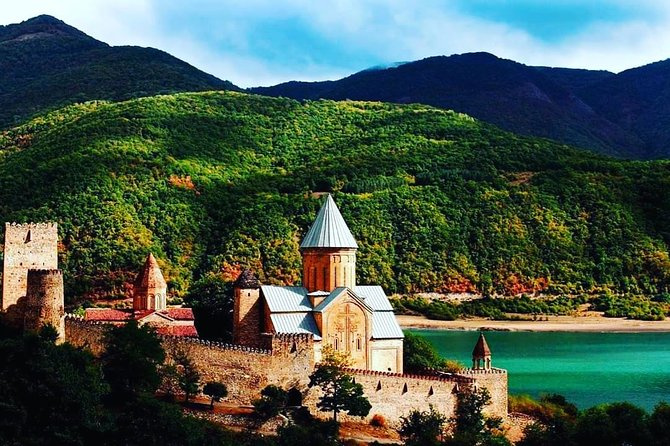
[1,91,670,303]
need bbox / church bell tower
[300,195,358,293]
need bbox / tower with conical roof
[133,253,167,311]
[472,332,492,370]
[300,195,358,293]
[233,268,262,346]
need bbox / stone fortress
[0,196,508,427]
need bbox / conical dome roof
[134,253,167,289]
[234,269,260,288]
[300,195,358,249]
[472,332,492,357]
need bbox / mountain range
[5,15,670,160]
[252,53,670,159]
[2,15,670,299]
[0,15,239,129]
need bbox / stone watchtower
[233,269,262,346]
[472,332,492,370]
[2,222,58,310]
[300,194,358,293]
[23,269,65,341]
[133,253,167,312]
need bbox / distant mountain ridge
[0,15,240,128]
[251,53,670,159]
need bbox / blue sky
[3,1,669,87]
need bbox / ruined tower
[233,269,262,346]
[472,332,492,370]
[23,269,65,341]
[2,222,58,310]
[133,253,167,311]
[300,195,358,293]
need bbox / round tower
[133,253,167,312]
[23,269,65,342]
[233,269,262,346]
[300,195,358,293]
[472,332,492,370]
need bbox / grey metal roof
[372,311,404,339]
[314,287,373,313]
[354,285,394,311]
[270,313,322,340]
[261,286,310,312]
[300,195,358,249]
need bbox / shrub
[370,414,387,427]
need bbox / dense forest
[1,91,670,304]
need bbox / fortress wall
[305,368,507,428]
[458,368,508,418]
[63,318,508,423]
[64,318,318,404]
[155,333,317,405]
[161,336,275,404]
[64,316,109,356]
[304,368,473,427]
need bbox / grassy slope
[1,91,670,303]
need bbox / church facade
[233,194,404,373]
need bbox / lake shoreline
[397,314,670,332]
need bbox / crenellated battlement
[459,367,507,375]
[343,367,476,384]
[160,334,272,355]
[5,222,58,230]
[27,269,62,275]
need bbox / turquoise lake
[408,329,670,410]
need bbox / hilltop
[251,52,670,159]
[1,91,669,302]
[0,15,239,129]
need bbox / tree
[447,387,510,446]
[174,349,201,403]
[253,385,288,419]
[650,402,670,446]
[574,402,651,446]
[403,331,463,373]
[399,405,447,446]
[203,382,228,409]
[101,320,165,403]
[184,275,234,341]
[0,334,110,445]
[308,347,371,423]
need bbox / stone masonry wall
[63,318,507,425]
[303,368,471,428]
[64,319,317,405]
[24,269,65,341]
[233,287,263,347]
[65,316,109,356]
[2,222,58,310]
[458,368,509,418]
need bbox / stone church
[233,194,404,373]
[84,253,198,336]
